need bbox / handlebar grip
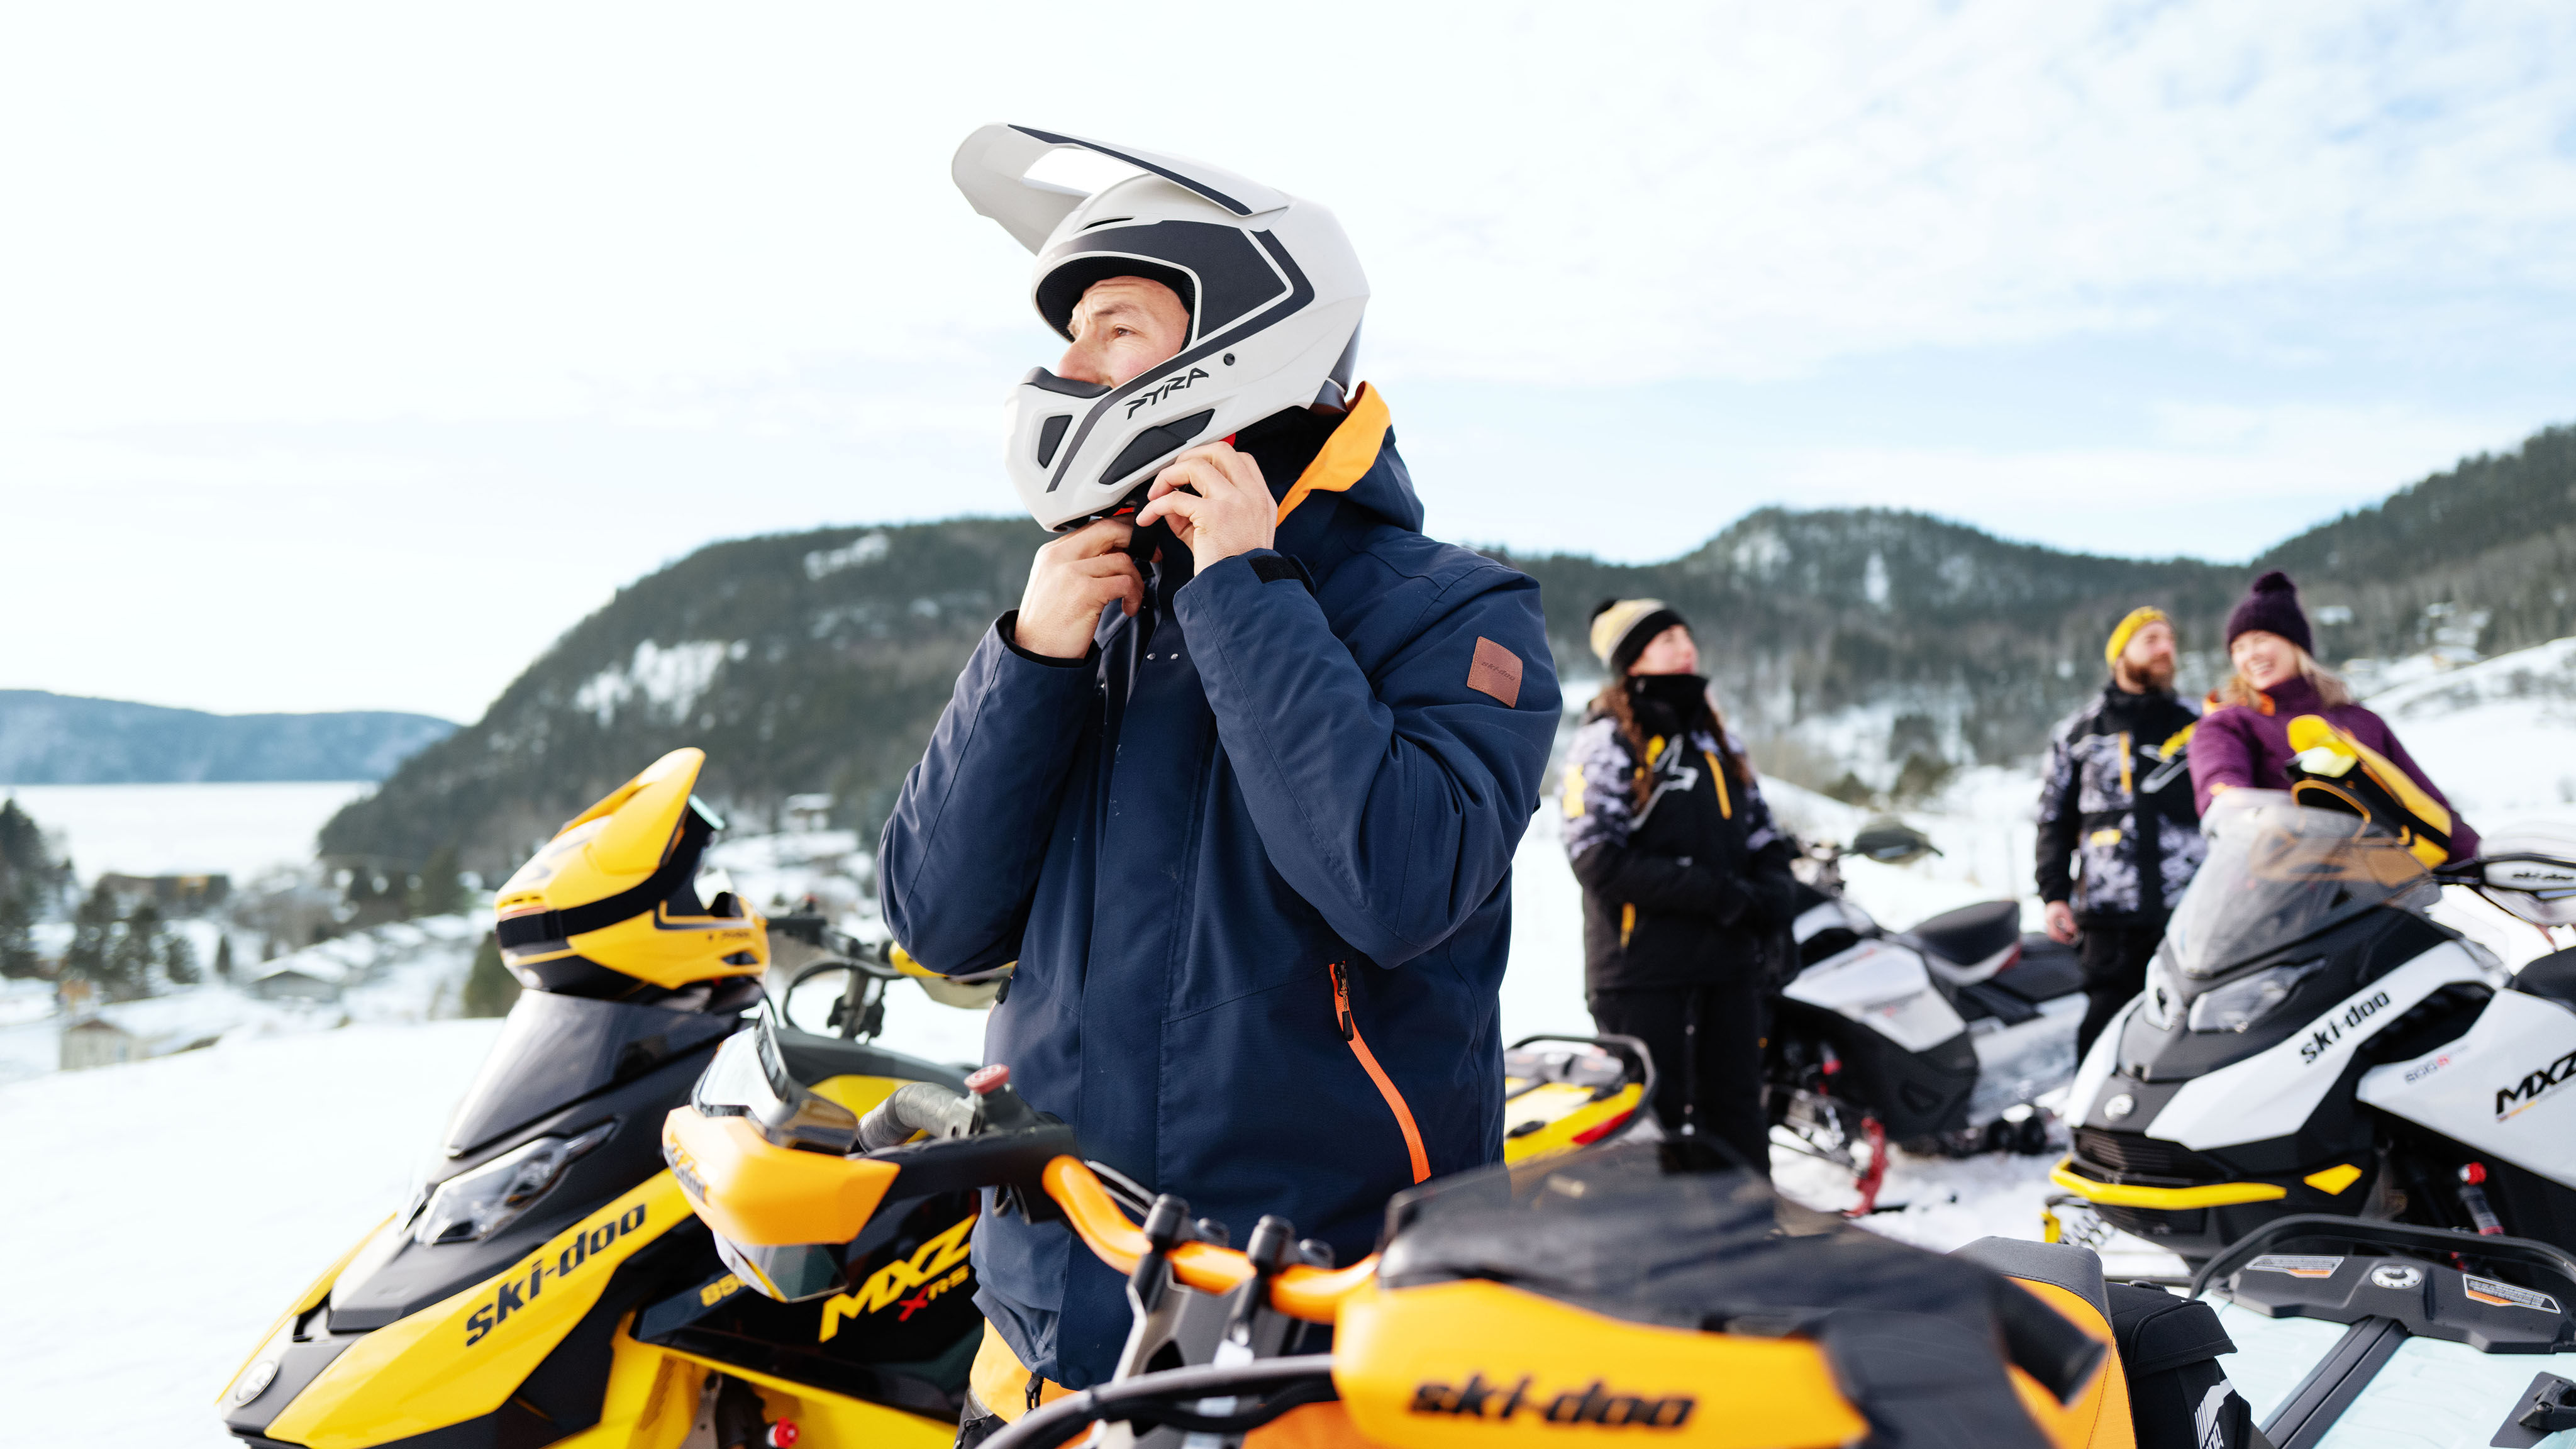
[858,1082,977,1152]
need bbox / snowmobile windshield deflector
[2164,795,2434,984]
[443,990,743,1157]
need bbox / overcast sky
[7,3,2574,722]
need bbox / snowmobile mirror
[2478,854,2576,926]
[1852,818,1940,865]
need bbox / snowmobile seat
[1906,900,2024,969]
[1953,1236,2112,1326]
[1993,935,2087,1006]
[2514,948,2576,1011]
[1950,1238,2141,1446]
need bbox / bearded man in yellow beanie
[2035,606,2207,1060]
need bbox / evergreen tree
[214,935,235,981]
[410,845,466,917]
[461,933,519,1018]
[113,899,164,996]
[163,924,201,986]
[0,889,37,979]
[62,882,139,1001]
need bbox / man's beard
[2122,655,2177,692]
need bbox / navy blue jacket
[878,386,1560,1387]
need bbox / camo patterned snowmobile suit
[2035,684,2206,923]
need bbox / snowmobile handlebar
[858,1080,982,1151]
[1040,1155,1380,1324]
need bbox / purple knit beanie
[2226,570,2313,655]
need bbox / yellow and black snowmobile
[220,747,1655,1449]
[663,1050,2180,1448]
[218,749,994,1449]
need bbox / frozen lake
[3,780,372,879]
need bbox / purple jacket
[2190,674,2479,858]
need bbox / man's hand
[2044,901,2079,946]
[1135,441,1274,575]
[1013,518,1140,659]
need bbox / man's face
[1058,277,1190,387]
[2118,619,2177,691]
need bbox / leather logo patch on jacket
[1468,638,1523,707]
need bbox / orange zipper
[1328,961,1430,1183]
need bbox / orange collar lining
[1273,383,1390,526]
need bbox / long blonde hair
[2213,644,2353,709]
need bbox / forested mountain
[319,521,1036,875]
[0,692,454,785]
[322,420,2576,879]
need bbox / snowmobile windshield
[2164,792,2435,982]
[443,989,745,1156]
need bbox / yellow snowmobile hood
[494,747,768,991]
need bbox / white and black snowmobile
[1767,821,2091,1195]
[2053,788,2576,1265]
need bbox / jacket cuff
[994,610,1097,669]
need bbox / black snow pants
[1589,972,1769,1178]
[2077,920,2168,1062]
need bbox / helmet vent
[1037,414,1072,468]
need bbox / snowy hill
[316,418,2576,884]
[2363,635,2576,821]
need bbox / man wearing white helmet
[880,127,1561,1431]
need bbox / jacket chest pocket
[1327,960,1430,1184]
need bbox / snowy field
[11,636,2576,1445]
[3,779,372,879]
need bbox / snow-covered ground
[4,779,372,878]
[0,1021,507,1449]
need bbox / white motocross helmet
[952,124,1370,533]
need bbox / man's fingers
[1052,516,1136,559]
[1173,442,1267,499]
[1134,489,1204,531]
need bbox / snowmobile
[218,747,1655,1449]
[667,1044,2163,1448]
[218,749,1004,1449]
[2050,722,2576,1267]
[1767,821,2089,1201]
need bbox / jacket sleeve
[1177,551,1562,966]
[2189,707,2258,816]
[1733,771,1799,928]
[876,616,1098,974]
[1558,717,1750,922]
[2033,719,2082,905]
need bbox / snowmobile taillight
[766,1420,801,1447]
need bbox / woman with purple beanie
[2191,570,2479,857]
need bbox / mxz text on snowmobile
[2051,777,2576,1267]
[668,1043,2174,1449]
[1768,821,2089,1196]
